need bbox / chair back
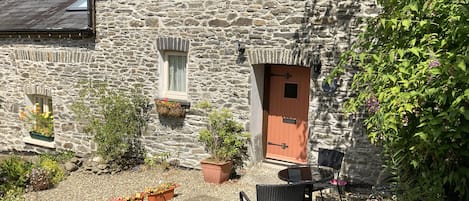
[317,148,344,170]
[256,183,306,201]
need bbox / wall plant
[72,81,151,168]
[331,0,469,200]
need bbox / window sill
[23,137,55,149]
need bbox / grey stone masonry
[0,0,383,185]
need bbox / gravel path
[24,164,283,201]
[22,162,377,201]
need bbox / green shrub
[0,156,31,195]
[39,158,64,185]
[39,151,75,164]
[72,82,151,167]
[331,0,469,200]
[197,101,250,166]
[0,187,25,201]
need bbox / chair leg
[336,184,343,201]
[239,191,251,201]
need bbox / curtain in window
[168,55,187,92]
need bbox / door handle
[268,142,289,149]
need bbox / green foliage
[0,156,32,195]
[39,151,75,164]
[332,0,469,200]
[144,152,171,170]
[197,101,250,163]
[0,187,25,201]
[38,158,64,185]
[72,81,151,167]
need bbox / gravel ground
[22,163,380,201]
[23,163,284,201]
[0,153,379,201]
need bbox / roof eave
[0,28,94,38]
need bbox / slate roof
[0,0,90,31]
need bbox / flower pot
[155,101,186,118]
[29,131,54,142]
[156,106,170,116]
[147,188,175,201]
[200,160,233,184]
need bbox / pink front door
[265,65,310,163]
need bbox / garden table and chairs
[277,148,346,201]
[239,148,345,201]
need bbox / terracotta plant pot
[200,160,233,184]
[147,188,175,201]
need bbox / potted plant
[145,182,178,201]
[19,103,54,141]
[109,192,144,201]
[197,101,250,184]
[155,98,186,118]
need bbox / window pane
[284,83,298,98]
[168,55,186,92]
[37,97,44,113]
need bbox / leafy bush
[0,187,25,201]
[39,151,75,164]
[72,82,151,167]
[331,0,469,200]
[197,101,250,164]
[28,167,51,191]
[39,158,64,185]
[0,156,31,195]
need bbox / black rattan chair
[313,148,345,201]
[239,183,307,201]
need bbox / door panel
[266,65,310,163]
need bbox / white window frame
[160,51,188,100]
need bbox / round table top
[278,166,334,183]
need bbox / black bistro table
[278,165,334,201]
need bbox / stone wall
[0,0,382,185]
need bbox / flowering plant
[19,103,54,137]
[108,192,145,201]
[155,98,185,117]
[144,182,178,195]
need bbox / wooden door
[265,65,310,163]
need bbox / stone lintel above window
[24,85,51,96]
[156,37,190,52]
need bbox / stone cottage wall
[0,0,382,185]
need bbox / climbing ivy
[332,0,469,200]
